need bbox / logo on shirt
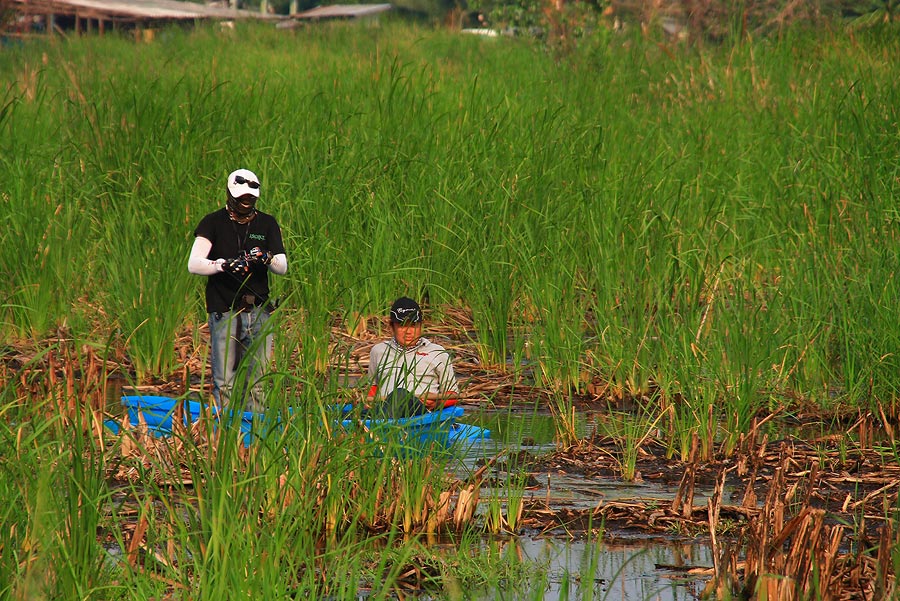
[249,233,266,241]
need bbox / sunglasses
[234,175,260,189]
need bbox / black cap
[389,297,422,324]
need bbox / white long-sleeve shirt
[368,337,458,399]
[187,236,287,276]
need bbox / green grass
[3,21,900,416]
[2,16,900,597]
[0,380,517,598]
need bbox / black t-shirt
[194,208,286,313]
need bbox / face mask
[227,194,257,223]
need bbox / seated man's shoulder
[420,338,450,354]
[371,339,390,354]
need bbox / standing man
[366,297,459,417]
[187,168,287,412]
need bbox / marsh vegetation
[2,16,899,599]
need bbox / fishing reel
[222,247,272,276]
[245,247,273,265]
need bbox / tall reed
[2,19,900,465]
[0,375,519,598]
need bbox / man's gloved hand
[222,256,251,276]
[247,247,273,266]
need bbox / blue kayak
[103,395,277,446]
[105,395,489,449]
[337,404,489,449]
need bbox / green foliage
[467,0,899,47]
[1,20,899,425]
[392,0,460,18]
[2,21,899,591]
[841,0,900,21]
[0,378,534,597]
[468,0,608,47]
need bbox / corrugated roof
[295,3,391,19]
[10,0,277,21]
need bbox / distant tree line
[234,0,897,38]
[274,0,899,26]
[463,0,898,42]
[6,0,890,37]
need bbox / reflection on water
[453,409,711,600]
[473,537,710,601]
[101,391,713,599]
[470,408,594,449]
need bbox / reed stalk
[2,23,899,416]
[2,19,900,598]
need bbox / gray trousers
[208,306,272,413]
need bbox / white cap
[227,169,260,199]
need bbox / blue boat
[105,395,489,449]
[336,404,489,450]
[103,395,274,446]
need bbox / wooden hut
[6,0,280,36]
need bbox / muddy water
[458,409,723,504]
[105,387,714,598]
[457,410,713,600]
[472,538,712,600]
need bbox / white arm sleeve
[268,253,288,276]
[187,237,224,276]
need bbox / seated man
[366,296,459,418]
